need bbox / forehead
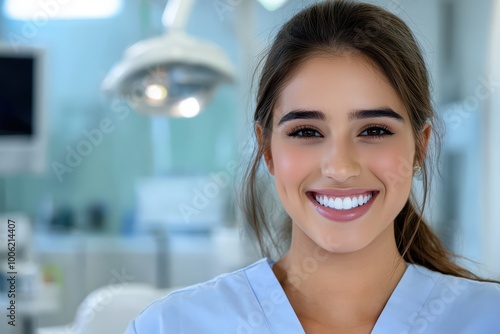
[274,54,409,122]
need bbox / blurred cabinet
[32,229,252,328]
[33,234,157,328]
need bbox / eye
[287,126,323,139]
[359,125,394,138]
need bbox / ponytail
[396,200,498,282]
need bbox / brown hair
[240,0,496,282]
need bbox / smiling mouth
[313,191,376,211]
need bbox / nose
[321,140,361,183]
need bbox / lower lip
[307,192,377,223]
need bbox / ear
[417,123,431,164]
[255,124,274,175]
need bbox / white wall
[484,0,500,278]
[447,0,498,277]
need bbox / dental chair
[37,283,176,334]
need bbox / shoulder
[414,265,500,305]
[411,264,500,330]
[126,258,272,333]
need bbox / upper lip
[308,189,377,197]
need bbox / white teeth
[343,197,352,210]
[314,192,373,210]
[334,198,342,210]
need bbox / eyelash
[286,125,322,139]
[359,124,394,138]
[286,124,394,140]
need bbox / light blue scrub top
[125,258,500,333]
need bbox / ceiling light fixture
[101,0,234,117]
[256,0,288,11]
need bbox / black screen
[0,56,34,136]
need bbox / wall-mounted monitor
[0,45,46,174]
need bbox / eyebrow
[277,108,404,126]
[348,108,404,122]
[277,110,325,126]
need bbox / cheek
[271,140,317,185]
[366,142,415,191]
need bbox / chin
[316,224,396,256]
[322,244,369,255]
[315,235,372,254]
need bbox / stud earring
[413,165,422,175]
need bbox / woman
[125,1,500,333]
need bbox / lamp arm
[162,0,196,32]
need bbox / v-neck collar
[245,258,306,333]
[244,258,439,334]
[371,264,440,333]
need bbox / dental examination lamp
[101,0,234,117]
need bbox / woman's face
[264,54,419,254]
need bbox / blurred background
[0,0,499,333]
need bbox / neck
[273,223,407,332]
